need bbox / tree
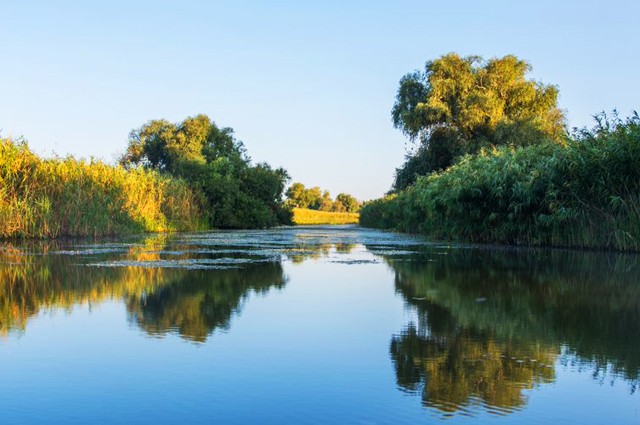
[285,183,324,209]
[285,182,360,213]
[120,114,290,228]
[121,114,247,173]
[285,182,307,208]
[120,119,178,171]
[335,193,360,213]
[305,187,324,210]
[391,53,566,191]
[319,191,333,211]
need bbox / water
[0,226,638,424]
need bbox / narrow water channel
[0,226,638,424]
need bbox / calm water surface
[0,226,638,424]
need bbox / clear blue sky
[1,0,638,200]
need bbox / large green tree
[284,183,323,209]
[121,114,246,173]
[391,54,566,190]
[121,115,290,228]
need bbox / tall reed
[0,139,207,238]
[361,113,640,251]
[292,207,359,225]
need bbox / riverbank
[0,139,207,238]
[360,114,640,252]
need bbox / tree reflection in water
[0,236,286,342]
[0,231,357,341]
[391,312,555,415]
[382,247,640,416]
[126,263,285,342]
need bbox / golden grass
[292,208,359,225]
[0,139,208,238]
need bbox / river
[0,226,638,424]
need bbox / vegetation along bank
[360,53,640,251]
[0,139,206,238]
[1,114,292,238]
[285,182,361,225]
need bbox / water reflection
[391,323,555,415]
[0,236,285,342]
[381,247,640,416]
[126,263,285,342]
[0,228,367,341]
[2,228,639,421]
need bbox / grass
[0,138,208,238]
[292,207,359,225]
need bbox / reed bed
[0,139,207,238]
[361,113,640,251]
[292,207,359,225]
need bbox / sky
[1,0,638,201]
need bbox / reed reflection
[0,231,357,340]
[0,236,286,342]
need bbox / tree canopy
[285,182,361,213]
[120,115,290,228]
[121,114,246,173]
[391,53,566,190]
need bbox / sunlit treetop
[392,53,566,143]
[120,114,247,172]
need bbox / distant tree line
[285,182,361,213]
[120,114,291,228]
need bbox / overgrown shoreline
[0,139,208,238]
[360,114,640,252]
[360,53,639,252]
[0,114,298,239]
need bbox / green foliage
[285,182,361,213]
[334,193,360,213]
[359,195,400,230]
[121,114,245,173]
[0,139,206,238]
[285,182,306,207]
[393,128,462,190]
[362,112,640,251]
[285,183,324,209]
[122,115,290,229]
[319,190,333,212]
[391,53,566,190]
